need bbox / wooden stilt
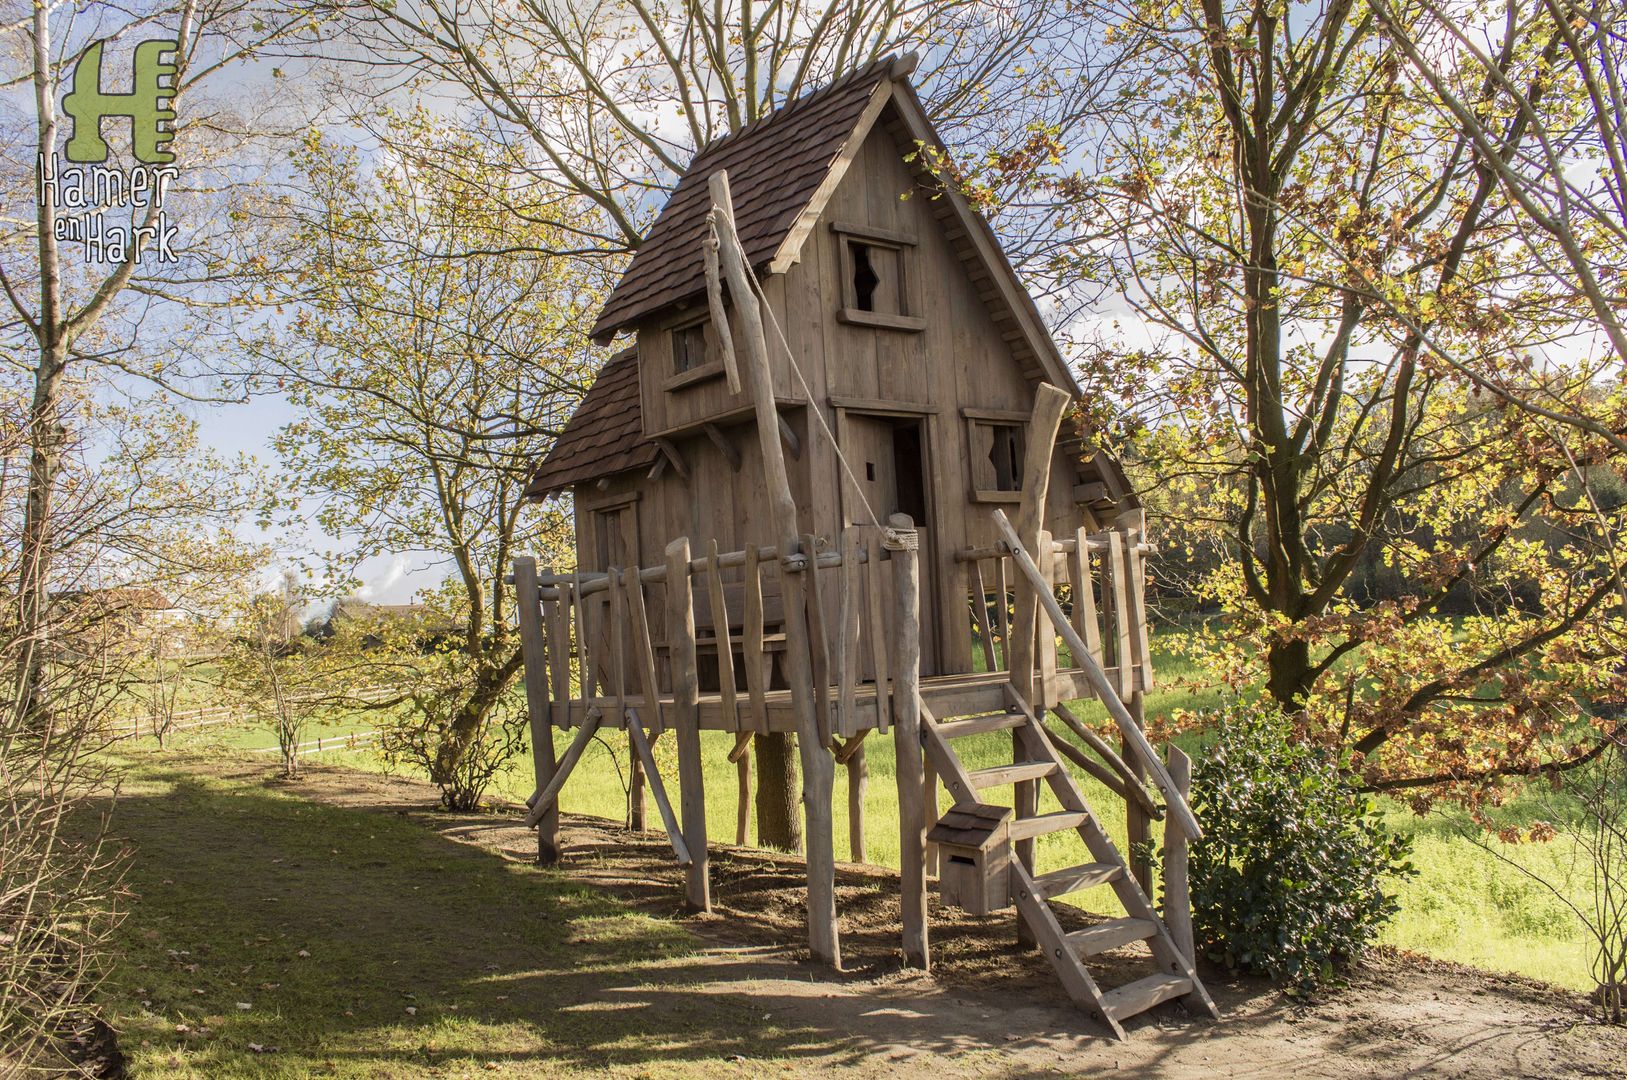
[513,557,559,865]
[922,753,939,877]
[847,741,867,863]
[666,537,710,911]
[732,736,753,845]
[1126,689,1151,893]
[887,515,929,970]
[711,170,839,967]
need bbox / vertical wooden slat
[1127,525,1154,692]
[512,557,559,865]
[704,540,740,731]
[970,559,997,671]
[625,566,665,737]
[667,537,710,911]
[1037,531,1058,709]
[1070,526,1103,670]
[837,529,863,738]
[1164,745,1195,965]
[887,516,929,970]
[572,573,594,707]
[742,542,769,734]
[864,531,892,734]
[1108,531,1134,700]
[545,584,571,730]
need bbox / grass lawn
[157,643,1602,995]
[96,754,822,1078]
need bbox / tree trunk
[1265,636,1313,711]
[754,732,801,852]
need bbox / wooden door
[839,413,940,674]
[591,502,640,696]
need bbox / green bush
[1190,702,1415,994]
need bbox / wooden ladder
[921,686,1218,1040]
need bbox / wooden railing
[955,527,1154,697]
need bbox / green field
[151,645,1600,994]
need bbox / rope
[706,213,886,532]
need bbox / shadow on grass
[95,760,1175,1077]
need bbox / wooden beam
[512,557,559,864]
[666,537,710,910]
[778,413,801,459]
[701,221,741,394]
[703,422,742,472]
[705,540,739,731]
[711,169,839,968]
[654,437,691,482]
[525,710,601,827]
[625,707,693,867]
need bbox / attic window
[852,243,883,311]
[831,221,926,332]
[673,321,708,374]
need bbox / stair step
[967,761,1058,789]
[1100,973,1193,1021]
[1009,810,1089,841]
[935,712,1028,739]
[1031,861,1122,899]
[1065,917,1158,957]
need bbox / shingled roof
[524,349,656,499]
[589,56,905,342]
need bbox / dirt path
[259,759,1627,1079]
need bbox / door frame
[832,402,943,673]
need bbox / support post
[667,537,710,911]
[514,557,559,864]
[847,742,867,863]
[1164,745,1195,966]
[710,169,839,967]
[887,515,929,970]
[1006,384,1070,705]
[1126,689,1152,892]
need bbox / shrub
[1190,701,1415,994]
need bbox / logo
[63,39,177,164]
[43,38,182,265]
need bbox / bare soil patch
[258,758,1625,1078]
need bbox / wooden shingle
[524,349,657,498]
[589,57,900,342]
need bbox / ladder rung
[1065,917,1158,957]
[1031,861,1121,899]
[1009,810,1089,841]
[935,712,1028,739]
[968,761,1057,789]
[1100,973,1192,1021]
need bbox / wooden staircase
[922,685,1218,1040]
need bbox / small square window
[672,321,708,374]
[966,413,1027,502]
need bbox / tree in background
[249,113,596,808]
[966,0,1627,808]
[218,571,328,779]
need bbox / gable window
[672,320,709,374]
[831,221,926,331]
[964,408,1030,503]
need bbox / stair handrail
[991,508,1202,842]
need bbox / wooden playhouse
[512,55,1215,1040]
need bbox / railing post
[513,556,560,865]
[1163,745,1196,965]
[887,515,929,970]
[666,537,711,911]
